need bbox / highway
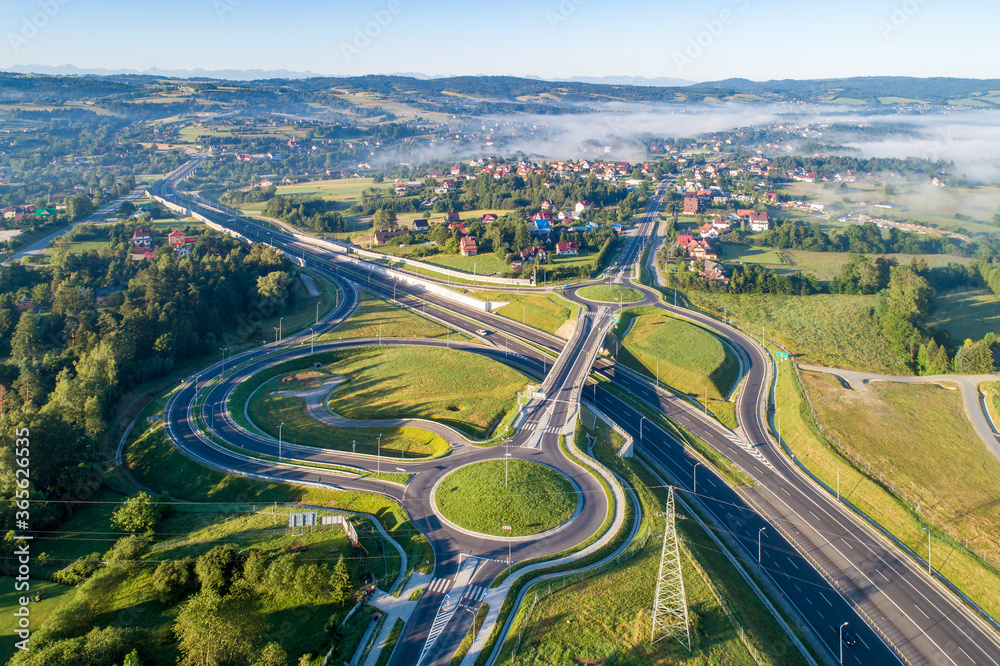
[150,162,1000,666]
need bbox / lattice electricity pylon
[651,486,691,650]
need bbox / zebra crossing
[462,585,488,604]
[425,577,451,594]
[521,422,562,435]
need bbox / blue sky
[1,0,996,81]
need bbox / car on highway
[476,328,490,336]
[832,624,857,647]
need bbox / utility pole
[758,527,767,563]
[278,422,284,461]
[693,462,701,494]
[505,451,511,487]
[310,327,315,354]
[923,527,931,574]
[316,301,320,324]
[279,317,284,341]
[651,487,691,649]
[839,622,849,664]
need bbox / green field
[719,242,786,265]
[618,309,739,402]
[0,581,74,664]
[250,346,528,441]
[688,292,911,375]
[576,284,643,304]
[273,178,376,201]
[783,249,972,283]
[467,291,577,337]
[434,460,577,537]
[928,287,1000,343]
[319,290,462,342]
[775,363,1000,620]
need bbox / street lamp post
[316,301,320,324]
[758,527,766,563]
[377,433,382,475]
[839,622,849,664]
[505,451,511,487]
[274,327,279,344]
[278,421,284,461]
[309,327,315,354]
[923,527,931,574]
[639,416,647,451]
[693,461,702,494]
[279,317,284,341]
[220,347,228,376]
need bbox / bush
[196,544,241,594]
[152,558,196,604]
[52,552,102,585]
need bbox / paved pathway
[799,364,1000,463]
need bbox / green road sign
[612,317,620,323]
[776,352,790,358]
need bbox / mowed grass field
[577,284,643,303]
[319,290,464,342]
[434,460,577,537]
[929,287,1000,343]
[251,346,528,441]
[468,291,577,337]
[782,250,972,283]
[619,310,740,400]
[688,292,911,375]
[719,242,786,265]
[778,365,1000,618]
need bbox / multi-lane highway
[150,161,1000,666]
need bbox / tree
[196,544,240,594]
[175,586,265,666]
[119,201,136,217]
[256,271,295,315]
[10,310,41,369]
[123,649,144,666]
[67,194,94,221]
[371,208,398,231]
[152,558,196,604]
[111,492,160,533]
[252,643,288,666]
[328,556,351,606]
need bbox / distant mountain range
[2,65,692,88]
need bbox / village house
[373,229,408,245]
[412,219,429,232]
[555,241,579,256]
[459,236,478,257]
[699,224,720,240]
[132,228,152,248]
[520,246,547,263]
[445,211,462,224]
[683,194,701,215]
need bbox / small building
[132,228,152,248]
[412,219,429,232]
[481,213,498,223]
[167,230,186,247]
[683,194,700,215]
[445,211,461,223]
[556,241,579,256]
[460,236,478,257]
[373,229,408,245]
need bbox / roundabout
[432,459,580,538]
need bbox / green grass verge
[928,287,1000,343]
[466,291,575,336]
[373,618,405,666]
[774,355,1000,622]
[450,602,489,665]
[615,307,740,402]
[577,284,644,304]
[434,460,578,537]
[319,290,462,342]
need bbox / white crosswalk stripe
[463,585,488,603]
[426,577,451,594]
[419,601,459,664]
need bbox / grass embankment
[466,291,575,336]
[576,284,644,304]
[615,307,740,427]
[124,422,434,576]
[688,291,910,375]
[496,415,805,666]
[318,290,463,342]
[435,460,578,537]
[248,346,528,443]
[774,358,1000,620]
[26,488,402,664]
[983,381,1000,427]
[450,603,489,665]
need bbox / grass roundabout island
[434,459,578,537]
[577,284,643,304]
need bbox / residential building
[556,241,579,256]
[132,228,152,248]
[460,236,479,257]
